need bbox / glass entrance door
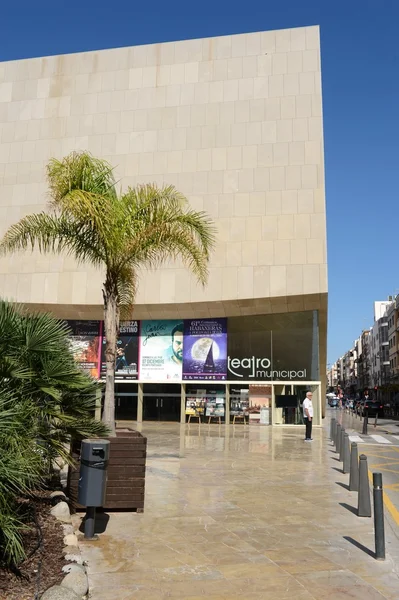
[106,383,138,421]
[143,384,181,422]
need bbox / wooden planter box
[67,429,147,511]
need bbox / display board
[66,311,316,382]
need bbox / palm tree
[0,152,215,435]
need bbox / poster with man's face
[139,320,183,381]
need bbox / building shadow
[343,536,375,558]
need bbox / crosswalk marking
[349,435,365,443]
[369,435,392,444]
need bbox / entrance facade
[96,309,323,426]
[112,381,322,426]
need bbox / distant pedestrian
[303,392,313,442]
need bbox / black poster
[227,318,273,380]
[101,320,139,380]
[227,313,313,381]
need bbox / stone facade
[0,26,326,344]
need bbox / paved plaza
[80,419,399,599]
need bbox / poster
[230,389,249,416]
[247,384,272,423]
[205,391,225,418]
[183,318,227,380]
[185,389,206,416]
[100,320,139,380]
[139,320,183,381]
[66,320,102,378]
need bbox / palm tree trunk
[102,279,120,436]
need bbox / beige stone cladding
[0,25,326,322]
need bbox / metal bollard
[358,454,371,517]
[330,418,336,441]
[362,406,369,435]
[343,433,351,474]
[84,506,96,540]
[373,472,385,560]
[332,419,338,444]
[349,442,359,491]
[339,427,346,462]
[336,423,342,454]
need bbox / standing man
[303,391,313,442]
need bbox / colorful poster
[185,390,206,416]
[139,320,183,381]
[100,320,139,380]
[205,392,225,418]
[183,318,227,380]
[66,320,102,378]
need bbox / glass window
[227,310,319,382]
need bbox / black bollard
[349,442,359,491]
[362,406,369,435]
[332,419,338,444]
[336,423,342,454]
[84,506,97,540]
[339,427,346,462]
[330,418,336,442]
[343,433,351,474]
[358,454,371,517]
[373,472,385,560]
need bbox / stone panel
[0,26,326,313]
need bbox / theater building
[0,26,327,426]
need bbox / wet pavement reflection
[80,421,399,599]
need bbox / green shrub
[0,300,108,565]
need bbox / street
[332,408,399,528]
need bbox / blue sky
[2,0,398,364]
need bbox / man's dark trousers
[304,417,312,439]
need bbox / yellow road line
[368,470,399,526]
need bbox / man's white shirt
[303,398,313,418]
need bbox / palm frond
[47,152,117,206]
[117,265,137,319]
[0,212,105,267]
[119,185,216,285]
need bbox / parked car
[362,400,384,418]
[328,397,338,408]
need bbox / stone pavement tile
[217,562,288,579]
[88,571,160,589]
[263,547,340,574]
[295,569,390,599]
[155,565,224,582]
[362,573,399,599]
[159,579,241,597]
